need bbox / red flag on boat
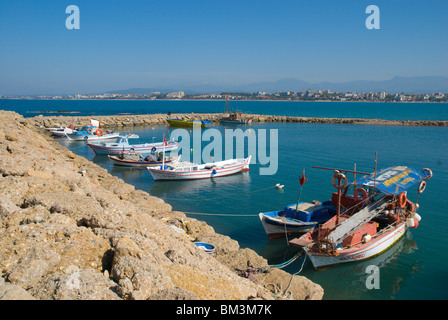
[299,169,307,186]
[164,136,168,146]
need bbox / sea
[2,99,448,300]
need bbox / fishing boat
[87,135,178,155]
[108,154,181,167]
[259,201,337,239]
[166,119,211,128]
[45,126,76,136]
[63,119,119,141]
[220,97,247,124]
[289,165,432,269]
[147,156,251,181]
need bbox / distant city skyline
[1,0,447,95]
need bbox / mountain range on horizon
[105,76,448,96]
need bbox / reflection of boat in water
[149,169,252,197]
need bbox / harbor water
[6,99,448,299]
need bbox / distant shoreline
[1,97,447,103]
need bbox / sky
[0,0,447,95]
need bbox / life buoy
[418,180,426,194]
[332,172,348,190]
[96,129,103,136]
[354,188,368,201]
[422,168,433,179]
[87,128,93,134]
[398,192,407,208]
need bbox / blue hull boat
[259,201,336,239]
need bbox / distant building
[166,91,185,99]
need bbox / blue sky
[0,0,447,95]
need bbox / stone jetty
[0,110,324,300]
[26,112,448,129]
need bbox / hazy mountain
[105,76,448,95]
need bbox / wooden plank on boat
[327,196,390,246]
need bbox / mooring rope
[268,251,303,269]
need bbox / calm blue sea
[2,98,448,121]
[5,99,447,300]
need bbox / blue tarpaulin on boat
[353,166,432,195]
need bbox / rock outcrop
[0,111,323,300]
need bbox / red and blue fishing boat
[289,165,432,269]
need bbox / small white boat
[259,201,337,240]
[87,135,178,155]
[147,156,251,181]
[45,127,76,136]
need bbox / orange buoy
[96,129,103,136]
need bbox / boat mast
[335,171,343,226]
[162,133,166,169]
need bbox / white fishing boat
[87,135,178,155]
[289,165,432,269]
[65,128,120,141]
[45,126,76,136]
[147,156,251,181]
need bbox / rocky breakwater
[0,110,323,300]
[27,112,448,129]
